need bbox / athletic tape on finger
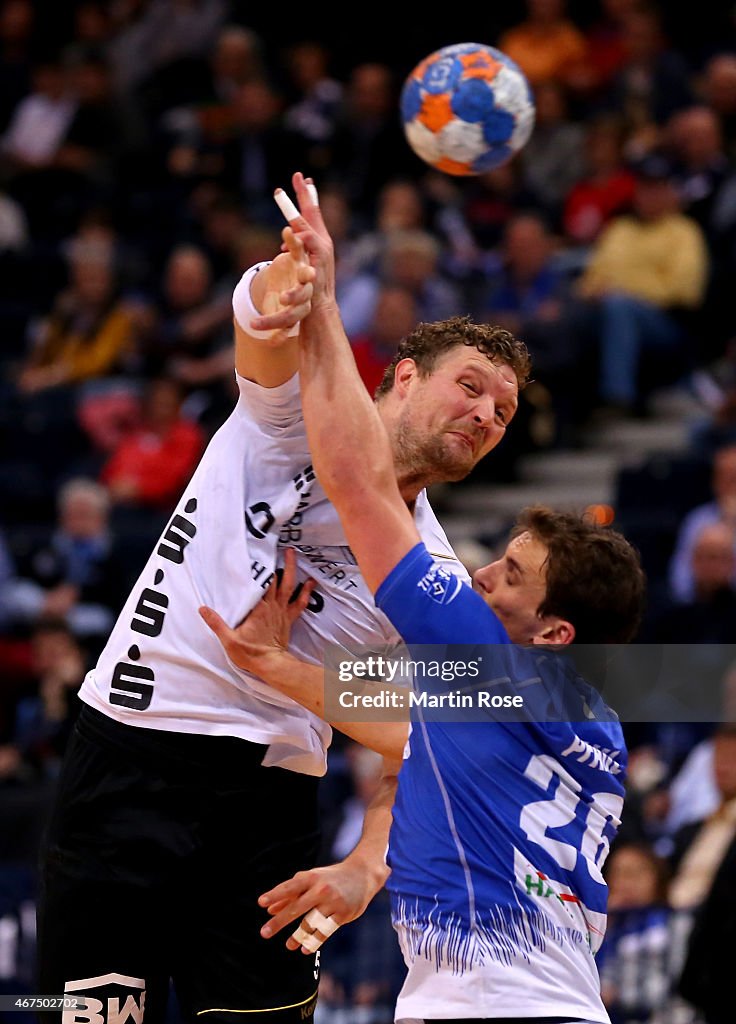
[274,189,300,222]
[291,926,312,945]
[304,909,339,936]
[306,182,319,205]
[298,933,323,953]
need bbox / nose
[474,558,500,593]
[472,395,495,428]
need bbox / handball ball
[400,42,535,176]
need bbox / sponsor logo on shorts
[300,992,318,1020]
[63,973,146,1024]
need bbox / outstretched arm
[252,174,421,593]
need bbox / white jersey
[80,372,468,775]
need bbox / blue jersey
[375,543,626,1022]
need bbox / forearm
[298,301,417,593]
[343,760,399,891]
[234,245,312,386]
[299,303,396,502]
[253,651,408,759]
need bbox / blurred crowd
[1,1,736,1022]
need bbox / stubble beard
[393,413,476,488]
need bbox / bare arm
[251,174,421,593]
[259,756,399,953]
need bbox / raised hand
[252,173,338,335]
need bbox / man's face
[473,531,552,644]
[392,347,518,483]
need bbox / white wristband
[232,262,300,340]
[232,262,274,338]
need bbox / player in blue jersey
[201,174,645,1024]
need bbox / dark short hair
[373,315,531,399]
[605,840,670,904]
[513,506,645,644]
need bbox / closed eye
[460,381,478,395]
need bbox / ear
[393,357,418,398]
[533,618,575,646]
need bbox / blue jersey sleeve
[375,542,510,646]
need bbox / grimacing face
[392,347,519,483]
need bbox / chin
[439,446,476,481]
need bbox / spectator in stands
[519,79,585,227]
[579,0,643,99]
[340,179,428,279]
[668,443,736,602]
[138,242,233,426]
[678,817,736,1023]
[665,103,736,358]
[699,52,736,160]
[456,158,539,252]
[562,114,636,248]
[219,78,306,225]
[4,478,125,640]
[478,211,585,441]
[100,376,205,511]
[17,244,136,395]
[190,189,248,283]
[282,40,342,167]
[667,105,733,237]
[54,52,138,193]
[106,0,227,103]
[328,62,417,224]
[648,521,736,642]
[576,150,708,416]
[669,725,736,911]
[380,229,461,323]
[598,841,674,1024]
[200,24,265,106]
[603,5,694,153]
[339,228,460,342]
[0,57,76,173]
[13,620,86,778]
[145,243,229,374]
[498,0,589,93]
[0,0,34,134]
[350,285,418,397]
[159,24,266,179]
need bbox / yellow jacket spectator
[19,252,134,394]
[577,151,709,414]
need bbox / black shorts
[37,705,321,1024]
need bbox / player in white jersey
[200,174,645,1024]
[37,203,531,1021]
